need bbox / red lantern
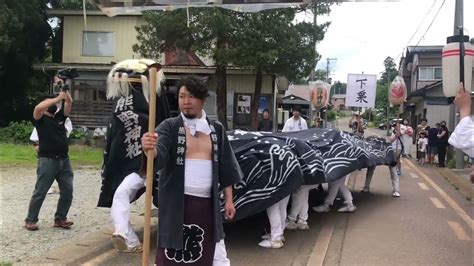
[389,76,407,106]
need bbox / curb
[28,210,158,265]
[437,168,473,202]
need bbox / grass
[0,143,103,167]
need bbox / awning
[91,0,312,16]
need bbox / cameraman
[24,89,74,231]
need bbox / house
[36,10,275,130]
[399,45,474,131]
[330,94,345,110]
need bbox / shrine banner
[345,74,377,108]
[223,128,396,221]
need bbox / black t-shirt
[438,127,449,146]
[427,127,439,146]
[34,109,69,158]
[258,119,273,131]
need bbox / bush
[0,121,34,144]
[447,158,456,169]
[326,110,337,121]
[70,129,88,140]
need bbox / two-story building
[36,10,276,130]
[399,45,474,131]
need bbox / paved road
[69,120,474,265]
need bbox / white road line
[447,221,472,241]
[418,182,430,190]
[307,223,334,266]
[404,159,474,231]
[409,172,419,179]
[429,197,446,209]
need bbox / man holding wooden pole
[142,76,242,265]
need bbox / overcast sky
[303,0,474,82]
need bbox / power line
[413,0,446,47]
[393,0,439,63]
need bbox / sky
[301,0,474,83]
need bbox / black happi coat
[97,88,170,208]
[154,115,242,250]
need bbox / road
[73,118,474,265]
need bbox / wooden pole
[142,65,159,266]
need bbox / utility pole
[454,0,464,169]
[326,57,337,83]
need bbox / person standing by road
[437,120,449,168]
[257,109,273,131]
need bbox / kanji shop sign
[345,73,376,108]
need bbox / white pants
[324,175,353,206]
[287,185,318,224]
[364,166,400,193]
[402,135,412,155]
[213,239,230,266]
[266,195,290,241]
[111,172,145,248]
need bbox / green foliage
[69,129,88,140]
[134,4,334,128]
[0,0,52,126]
[0,121,34,144]
[326,110,337,121]
[447,158,456,169]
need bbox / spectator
[282,106,308,132]
[437,120,449,168]
[257,109,273,131]
[427,123,440,164]
[417,132,428,165]
[416,118,429,161]
[401,119,414,158]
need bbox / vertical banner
[345,74,377,108]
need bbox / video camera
[57,68,79,80]
[54,68,78,92]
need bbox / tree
[375,56,399,124]
[331,81,346,97]
[231,5,331,129]
[0,0,52,126]
[134,8,241,128]
[379,56,398,85]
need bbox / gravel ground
[0,164,145,264]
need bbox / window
[73,80,107,102]
[418,67,442,81]
[82,31,114,57]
